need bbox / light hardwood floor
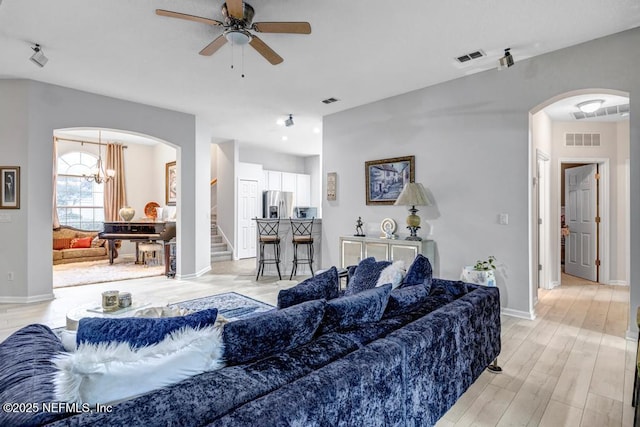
[0,263,634,426]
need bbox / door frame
[557,157,610,285]
[536,149,551,294]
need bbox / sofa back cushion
[277,267,339,309]
[0,324,71,426]
[320,284,392,334]
[345,257,392,295]
[402,254,433,288]
[383,283,430,318]
[223,299,326,366]
[76,308,219,349]
[430,278,469,299]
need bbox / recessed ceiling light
[577,99,604,113]
[312,127,320,134]
[276,119,285,126]
[282,136,288,141]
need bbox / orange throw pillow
[70,236,93,249]
[53,238,72,250]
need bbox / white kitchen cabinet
[282,172,296,192]
[295,173,311,206]
[266,170,282,191]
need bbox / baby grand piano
[99,221,176,267]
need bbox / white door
[237,179,258,259]
[564,164,597,281]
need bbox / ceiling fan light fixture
[577,99,604,113]
[225,29,251,45]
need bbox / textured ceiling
[1,1,639,153]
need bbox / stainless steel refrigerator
[263,191,294,219]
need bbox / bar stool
[290,218,315,280]
[255,218,282,280]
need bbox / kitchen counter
[255,218,322,278]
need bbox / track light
[498,48,513,70]
[285,114,294,127]
[30,44,48,68]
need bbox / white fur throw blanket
[53,325,224,405]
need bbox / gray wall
[0,79,202,302]
[322,27,640,327]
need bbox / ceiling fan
[156,0,311,65]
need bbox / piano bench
[138,242,163,267]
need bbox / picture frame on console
[365,156,414,205]
[165,161,177,206]
[0,166,20,209]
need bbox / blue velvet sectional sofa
[0,258,501,427]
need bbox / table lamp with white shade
[394,182,432,241]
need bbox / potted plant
[461,256,497,287]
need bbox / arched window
[56,152,104,230]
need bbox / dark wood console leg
[487,358,502,373]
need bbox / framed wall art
[327,172,337,201]
[365,156,414,205]
[165,161,177,206]
[0,166,20,209]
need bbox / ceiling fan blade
[156,9,223,26]
[249,35,283,65]
[226,0,244,20]
[199,35,228,56]
[253,22,312,34]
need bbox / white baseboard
[176,265,212,280]
[501,307,536,320]
[626,328,638,341]
[608,280,628,286]
[0,293,55,304]
[549,281,561,289]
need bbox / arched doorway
[529,89,630,313]
[52,128,178,287]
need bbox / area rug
[53,258,165,288]
[169,292,274,321]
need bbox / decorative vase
[119,206,135,221]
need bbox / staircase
[211,214,232,262]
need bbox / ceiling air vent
[572,103,630,120]
[322,97,339,104]
[565,133,601,147]
[455,50,486,63]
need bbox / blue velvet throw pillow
[277,266,340,309]
[76,308,218,349]
[223,299,326,365]
[320,283,392,334]
[383,282,430,318]
[402,254,433,288]
[430,278,469,298]
[0,324,70,426]
[345,257,392,296]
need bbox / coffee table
[66,301,152,331]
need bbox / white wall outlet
[7,272,14,281]
[498,213,509,225]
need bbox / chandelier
[84,131,115,184]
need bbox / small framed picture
[165,161,177,206]
[365,156,414,205]
[0,166,20,209]
[327,172,337,201]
